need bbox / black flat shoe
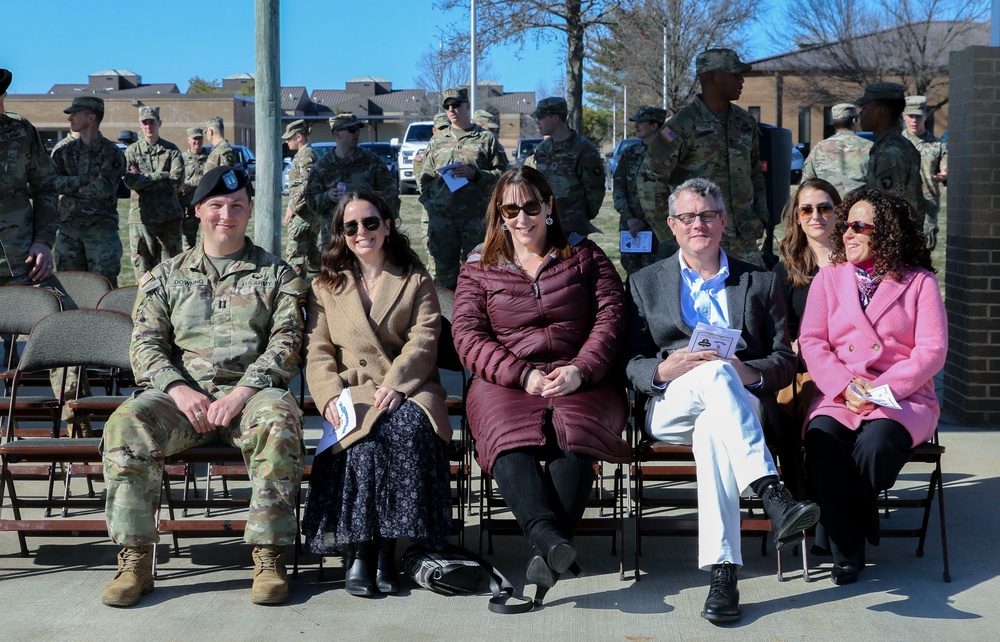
[344,542,376,597]
[831,563,862,585]
[760,483,821,551]
[701,562,741,624]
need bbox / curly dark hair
[314,189,424,290]
[778,178,841,288]
[829,188,935,280]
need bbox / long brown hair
[778,178,842,287]
[477,165,571,268]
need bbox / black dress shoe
[344,542,376,597]
[760,483,821,551]
[526,552,558,589]
[375,538,399,594]
[702,562,741,623]
[831,563,862,585]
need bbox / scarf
[852,259,883,310]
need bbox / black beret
[191,165,253,205]
[0,69,12,95]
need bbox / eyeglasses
[837,220,876,235]
[341,215,382,236]
[499,200,544,219]
[343,126,361,134]
[797,203,835,218]
[443,102,463,111]
[670,210,722,226]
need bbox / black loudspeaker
[758,124,792,266]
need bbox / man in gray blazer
[626,177,819,624]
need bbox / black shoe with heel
[375,537,399,594]
[344,541,376,597]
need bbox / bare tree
[435,0,624,133]
[413,44,473,98]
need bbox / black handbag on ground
[401,544,535,614]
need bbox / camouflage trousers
[54,220,123,287]
[102,387,305,547]
[129,220,182,279]
[427,212,486,290]
[285,213,321,278]
[722,237,765,268]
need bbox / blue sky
[1,1,784,97]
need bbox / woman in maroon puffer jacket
[452,166,630,600]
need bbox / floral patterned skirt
[302,400,452,554]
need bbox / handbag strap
[452,546,535,614]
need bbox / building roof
[347,76,390,83]
[46,83,180,96]
[90,69,139,77]
[225,73,255,80]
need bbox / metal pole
[623,85,628,139]
[612,102,617,146]
[663,24,668,110]
[470,0,477,113]
[254,0,281,254]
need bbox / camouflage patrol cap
[904,96,928,116]
[856,82,906,106]
[64,96,104,115]
[441,87,469,107]
[282,119,309,139]
[138,106,160,122]
[629,106,667,124]
[531,97,568,119]
[191,165,252,205]
[831,103,858,120]
[329,113,365,131]
[695,48,751,76]
[473,109,498,129]
[0,68,11,94]
[434,113,450,129]
[204,116,224,131]
[186,127,204,138]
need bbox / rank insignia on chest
[660,127,677,142]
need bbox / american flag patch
[660,126,677,142]
[138,271,154,286]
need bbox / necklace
[359,271,382,291]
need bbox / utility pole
[663,24,668,110]
[254,0,281,253]
[470,0,478,113]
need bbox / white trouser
[645,360,777,570]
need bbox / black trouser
[805,415,913,564]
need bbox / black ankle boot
[344,541,376,597]
[375,538,398,594]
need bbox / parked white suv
[392,121,435,194]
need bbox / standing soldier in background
[799,103,872,199]
[418,88,508,288]
[52,96,126,285]
[525,97,605,238]
[412,112,452,191]
[178,127,208,251]
[281,119,319,278]
[902,96,947,250]
[203,116,235,172]
[614,105,669,274]
[305,113,399,253]
[51,131,79,155]
[124,106,185,278]
[638,48,768,266]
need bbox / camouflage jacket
[525,130,605,237]
[132,239,308,396]
[417,125,507,219]
[902,129,947,217]
[204,138,236,173]
[613,140,648,227]
[304,146,399,220]
[800,130,872,198]
[52,132,125,225]
[51,133,77,155]
[638,96,767,251]
[181,148,209,189]
[0,112,58,280]
[287,143,318,220]
[866,128,924,221]
[124,137,185,224]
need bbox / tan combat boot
[102,545,154,607]
[252,545,289,605]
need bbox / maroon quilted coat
[452,239,631,475]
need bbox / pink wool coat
[799,262,947,446]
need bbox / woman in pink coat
[800,189,946,585]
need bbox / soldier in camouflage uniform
[52,96,126,285]
[178,127,208,251]
[614,105,671,274]
[51,131,79,155]
[204,116,236,172]
[101,166,308,608]
[902,95,947,250]
[799,103,872,199]
[637,49,768,266]
[524,97,605,238]
[418,88,508,289]
[281,119,320,277]
[304,113,399,253]
[124,106,184,279]
[857,83,924,228]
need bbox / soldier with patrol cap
[282,119,320,277]
[101,165,308,608]
[51,96,127,285]
[412,113,452,189]
[417,87,508,288]
[304,113,399,253]
[637,48,768,266]
[179,126,209,251]
[800,103,872,199]
[203,116,236,173]
[857,82,924,226]
[524,96,605,239]
[614,105,669,274]
[124,106,185,278]
[902,95,947,250]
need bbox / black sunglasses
[837,220,876,235]
[343,126,361,134]
[341,215,383,236]
[499,200,544,219]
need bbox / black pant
[805,415,913,564]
